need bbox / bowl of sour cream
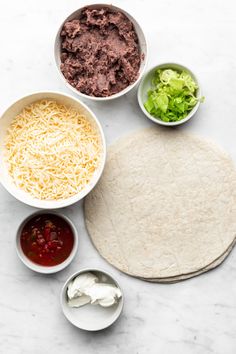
[61,268,124,331]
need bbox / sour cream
[67,272,122,308]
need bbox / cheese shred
[5,99,101,200]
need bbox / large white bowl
[0,91,106,209]
[54,3,148,101]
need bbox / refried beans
[60,7,141,97]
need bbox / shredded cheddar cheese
[5,100,101,200]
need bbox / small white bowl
[138,63,201,126]
[54,3,148,101]
[61,268,124,331]
[16,211,79,274]
[0,91,106,209]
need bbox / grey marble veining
[0,0,236,353]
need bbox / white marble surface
[0,0,236,353]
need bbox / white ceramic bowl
[16,210,79,274]
[0,91,106,209]
[138,63,202,126]
[54,3,148,101]
[61,268,124,331]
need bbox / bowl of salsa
[16,211,78,273]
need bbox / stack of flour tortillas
[85,128,236,283]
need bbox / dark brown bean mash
[60,7,141,97]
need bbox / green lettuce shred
[144,68,204,122]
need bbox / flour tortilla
[139,237,236,283]
[85,128,236,279]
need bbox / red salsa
[20,214,74,266]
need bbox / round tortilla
[139,237,236,283]
[85,128,236,279]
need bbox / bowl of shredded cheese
[0,91,106,208]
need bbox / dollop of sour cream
[67,272,122,308]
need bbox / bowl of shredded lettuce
[138,63,203,126]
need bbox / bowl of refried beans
[54,4,148,100]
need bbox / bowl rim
[137,62,202,126]
[54,3,148,101]
[15,210,79,274]
[60,267,124,331]
[0,90,106,209]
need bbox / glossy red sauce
[20,214,74,266]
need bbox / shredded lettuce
[144,68,203,122]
